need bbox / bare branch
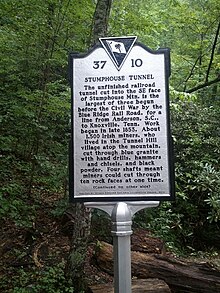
[186,75,220,93]
[205,20,220,82]
[183,56,201,91]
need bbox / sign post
[85,201,159,293]
[69,36,174,292]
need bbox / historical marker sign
[69,36,174,202]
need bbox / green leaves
[205,195,220,223]
[170,91,220,248]
[110,0,220,97]
[0,263,74,293]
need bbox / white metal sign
[69,36,174,202]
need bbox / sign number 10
[131,58,143,67]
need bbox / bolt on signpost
[69,36,175,292]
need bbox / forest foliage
[1,0,220,249]
[0,0,220,291]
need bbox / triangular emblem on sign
[99,36,137,71]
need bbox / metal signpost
[84,201,159,293]
[69,36,174,293]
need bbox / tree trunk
[64,203,91,292]
[95,241,220,293]
[90,0,112,46]
[65,1,112,291]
